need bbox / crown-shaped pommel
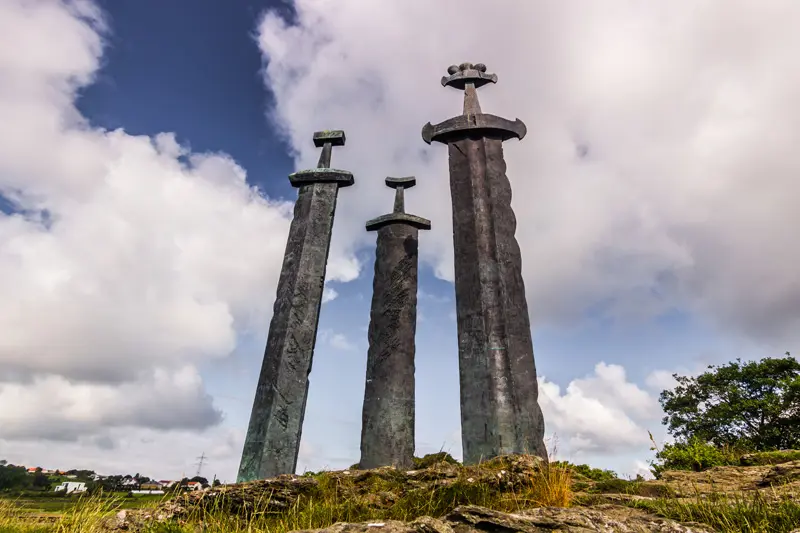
[441,63,498,90]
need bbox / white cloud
[0,366,220,441]
[538,363,662,457]
[645,369,680,393]
[256,0,800,346]
[418,289,450,304]
[632,460,655,480]
[322,286,339,304]
[320,329,356,351]
[0,0,354,443]
[0,427,243,483]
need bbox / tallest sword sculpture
[422,63,547,463]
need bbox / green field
[1,492,166,513]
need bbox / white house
[54,482,87,494]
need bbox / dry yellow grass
[0,458,573,533]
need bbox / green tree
[659,354,800,451]
[0,464,31,491]
[31,472,51,489]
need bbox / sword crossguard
[366,175,430,231]
[385,176,416,189]
[288,129,354,187]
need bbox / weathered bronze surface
[360,177,430,470]
[422,64,547,463]
[238,131,353,482]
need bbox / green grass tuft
[630,490,800,533]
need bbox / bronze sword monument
[359,177,430,469]
[422,63,547,463]
[238,130,354,482]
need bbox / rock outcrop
[104,452,800,533]
[292,505,714,533]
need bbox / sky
[0,0,798,483]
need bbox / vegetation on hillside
[2,449,800,533]
[649,354,800,477]
[0,463,213,496]
[659,354,800,451]
[1,354,799,532]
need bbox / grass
[630,490,800,533]
[2,494,163,513]
[2,456,800,533]
[0,459,572,533]
[158,458,573,533]
[738,449,800,467]
[589,478,676,498]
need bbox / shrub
[649,435,748,478]
[552,461,617,482]
[577,465,617,482]
[659,355,800,451]
[412,452,460,469]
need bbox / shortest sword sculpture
[359,177,430,470]
[238,131,354,482]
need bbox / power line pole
[195,452,206,478]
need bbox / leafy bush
[412,452,459,469]
[551,461,617,482]
[649,435,748,478]
[659,355,800,451]
[0,464,32,492]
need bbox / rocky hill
[105,452,800,532]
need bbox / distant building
[185,481,203,491]
[140,482,162,490]
[54,482,87,494]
